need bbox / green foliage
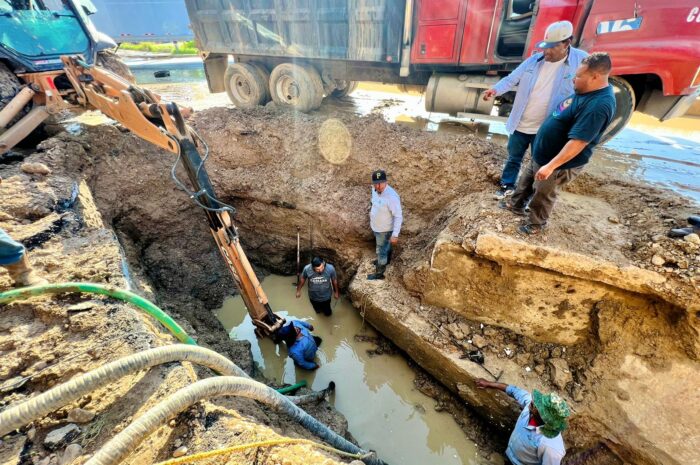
[120,41,198,55]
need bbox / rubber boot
[367,264,386,280]
[668,227,695,238]
[4,254,48,287]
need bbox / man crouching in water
[278,320,322,370]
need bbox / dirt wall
[16,104,698,465]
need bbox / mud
[0,136,355,465]
[2,102,698,465]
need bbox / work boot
[688,216,700,227]
[498,199,526,216]
[668,227,695,238]
[367,264,386,280]
[4,255,48,287]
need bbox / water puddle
[216,274,479,465]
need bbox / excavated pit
[2,105,699,465]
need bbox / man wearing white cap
[484,21,588,198]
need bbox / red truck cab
[411,0,700,136]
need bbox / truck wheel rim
[231,75,254,104]
[276,76,300,104]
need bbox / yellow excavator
[0,1,282,337]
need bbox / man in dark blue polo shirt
[501,53,616,235]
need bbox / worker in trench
[296,256,340,316]
[0,227,48,288]
[278,320,322,370]
[500,52,616,235]
[483,20,588,199]
[476,378,571,465]
[368,169,403,280]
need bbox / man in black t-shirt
[501,52,616,235]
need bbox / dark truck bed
[184,0,405,63]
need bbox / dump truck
[90,0,193,43]
[188,0,700,140]
[0,0,285,339]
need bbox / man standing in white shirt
[368,169,402,281]
[483,21,588,198]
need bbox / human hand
[295,290,301,298]
[334,291,340,300]
[535,164,554,181]
[475,378,491,389]
[308,324,314,331]
[390,236,399,246]
[482,89,497,101]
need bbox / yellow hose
[154,438,372,465]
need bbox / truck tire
[269,63,324,112]
[331,80,358,98]
[96,50,136,83]
[0,62,28,126]
[248,62,271,104]
[601,76,635,144]
[225,63,269,109]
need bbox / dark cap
[371,169,387,184]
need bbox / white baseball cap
[536,21,574,49]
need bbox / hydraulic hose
[0,345,248,436]
[275,380,307,394]
[0,283,195,345]
[85,377,386,465]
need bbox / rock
[67,408,95,423]
[0,376,27,393]
[172,446,188,458]
[483,327,497,337]
[44,424,80,450]
[684,233,700,245]
[651,234,664,242]
[534,364,546,375]
[350,461,366,465]
[21,162,52,175]
[547,358,573,390]
[59,444,83,465]
[174,439,182,448]
[551,347,563,358]
[651,254,665,266]
[446,323,465,340]
[515,353,531,366]
[27,428,37,441]
[471,334,488,349]
[607,216,620,224]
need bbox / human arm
[296,319,314,332]
[295,275,306,298]
[489,57,535,97]
[389,194,403,241]
[534,139,588,180]
[475,379,508,392]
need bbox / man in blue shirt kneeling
[476,378,571,465]
[278,320,322,370]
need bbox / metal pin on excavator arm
[59,56,286,338]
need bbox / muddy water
[216,274,479,465]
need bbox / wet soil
[2,99,698,465]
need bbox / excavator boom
[1,56,285,338]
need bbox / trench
[216,274,480,465]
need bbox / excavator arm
[1,56,285,338]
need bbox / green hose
[0,283,316,396]
[0,282,196,345]
[275,380,307,394]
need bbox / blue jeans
[501,130,536,188]
[374,231,393,267]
